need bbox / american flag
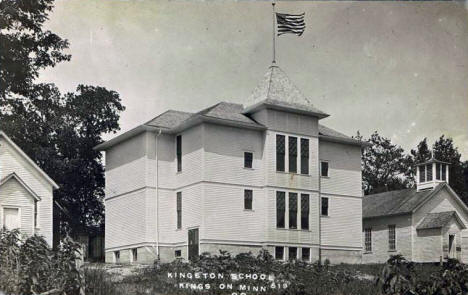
[276,12,305,36]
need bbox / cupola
[416,158,450,191]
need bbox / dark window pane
[275,246,284,260]
[288,247,297,261]
[321,162,329,177]
[244,152,253,168]
[300,138,309,174]
[289,137,297,173]
[426,164,433,181]
[177,192,182,229]
[419,165,426,182]
[302,248,310,261]
[301,194,309,230]
[289,193,297,229]
[244,190,253,210]
[176,135,182,172]
[276,192,285,228]
[321,197,329,216]
[388,225,396,251]
[442,164,447,181]
[276,135,285,172]
[365,228,372,252]
[436,163,441,180]
[175,250,182,257]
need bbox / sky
[40,0,468,159]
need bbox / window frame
[176,192,182,229]
[275,246,284,260]
[321,197,329,217]
[131,248,138,262]
[426,164,433,181]
[419,165,426,183]
[2,206,21,231]
[276,191,286,228]
[301,248,310,262]
[175,250,182,258]
[320,161,329,177]
[388,225,396,251]
[244,189,253,210]
[288,193,298,229]
[114,251,120,263]
[244,151,253,169]
[288,247,298,261]
[276,134,286,172]
[288,136,298,173]
[364,228,372,253]
[300,138,309,175]
[300,194,309,230]
[176,135,182,172]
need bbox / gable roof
[318,124,366,147]
[145,110,193,130]
[0,131,59,189]
[242,66,329,118]
[0,173,41,201]
[416,211,466,230]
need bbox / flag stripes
[276,12,305,36]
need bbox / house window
[289,193,298,229]
[300,138,309,174]
[3,208,20,230]
[426,164,433,181]
[301,194,309,230]
[132,248,138,262]
[442,164,447,181]
[288,137,297,173]
[419,165,426,182]
[244,152,253,168]
[114,251,120,263]
[388,225,396,251]
[321,161,329,177]
[176,135,182,172]
[321,197,329,216]
[175,250,182,258]
[276,135,285,172]
[275,246,284,260]
[364,228,372,252]
[34,201,38,228]
[276,192,286,228]
[301,248,310,262]
[436,163,441,180]
[176,192,182,229]
[289,247,297,261]
[244,189,253,210]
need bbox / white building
[0,131,58,246]
[363,159,468,263]
[96,66,365,264]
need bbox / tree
[356,131,411,195]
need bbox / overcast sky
[40,0,468,159]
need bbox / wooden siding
[0,137,53,245]
[252,109,319,137]
[415,228,442,263]
[0,178,34,237]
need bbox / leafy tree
[356,131,411,195]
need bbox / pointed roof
[416,211,466,230]
[0,173,41,201]
[243,65,329,118]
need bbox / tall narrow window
[275,246,284,260]
[302,248,310,262]
[364,228,372,252]
[276,191,285,228]
[289,193,297,229]
[276,135,285,172]
[301,194,309,230]
[244,152,253,168]
[289,137,297,173]
[34,201,38,228]
[442,164,447,181]
[114,251,120,263]
[288,247,297,261]
[300,138,309,174]
[388,225,396,251]
[244,189,253,210]
[321,197,329,216]
[176,135,182,172]
[321,161,329,177]
[132,248,138,262]
[176,192,182,229]
[419,165,426,182]
[436,163,441,180]
[426,164,433,181]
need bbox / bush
[0,229,84,295]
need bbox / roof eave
[319,135,369,147]
[94,125,164,151]
[170,115,267,134]
[0,173,42,201]
[242,101,330,119]
[363,211,412,220]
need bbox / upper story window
[244,189,253,210]
[288,137,297,173]
[276,191,286,228]
[276,135,286,172]
[419,165,425,182]
[321,161,329,177]
[301,194,309,230]
[288,193,298,229]
[244,152,253,168]
[436,163,441,180]
[364,228,372,252]
[426,164,433,181]
[321,197,329,216]
[300,138,309,175]
[388,225,396,251]
[176,192,182,229]
[176,135,182,172]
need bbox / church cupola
[416,158,450,191]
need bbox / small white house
[0,131,58,246]
[363,159,468,263]
[96,66,366,264]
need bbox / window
[388,225,396,251]
[244,189,253,210]
[301,194,309,230]
[426,164,433,181]
[321,161,329,177]
[275,246,284,260]
[34,201,38,228]
[3,208,19,230]
[419,165,426,182]
[442,164,447,181]
[176,192,182,229]
[175,250,182,258]
[364,228,372,252]
[244,152,253,168]
[288,247,298,261]
[276,135,285,172]
[176,135,182,172]
[289,193,298,229]
[436,163,441,180]
[289,136,297,173]
[301,248,310,262]
[276,192,286,228]
[321,197,329,216]
[132,248,138,262]
[300,138,309,174]
[114,251,120,263]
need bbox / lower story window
[275,246,284,260]
[364,228,372,252]
[175,250,182,258]
[132,248,138,262]
[302,248,310,262]
[289,247,297,261]
[388,225,396,251]
[114,251,120,263]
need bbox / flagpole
[272,1,276,64]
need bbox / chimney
[416,158,450,191]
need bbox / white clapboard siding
[0,178,34,236]
[254,109,319,137]
[0,136,53,245]
[414,228,442,263]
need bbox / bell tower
[416,158,450,191]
